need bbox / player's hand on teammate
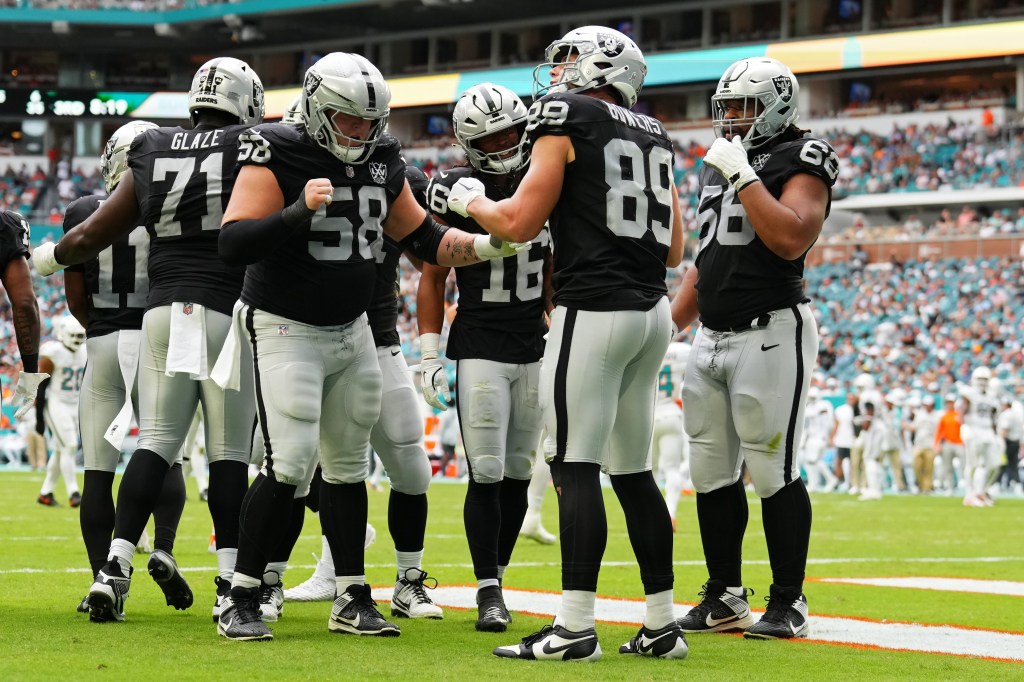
[446,177,486,217]
[703,135,760,192]
[12,372,49,419]
[303,178,335,211]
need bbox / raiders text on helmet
[100,120,159,194]
[452,83,529,174]
[533,26,647,109]
[712,57,799,150]
[187,57,265,127]
[300,52,391,164]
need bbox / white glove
[31,241,66,277]
[670,320,679,340]
[418,333,451,411]
[703,136,760,191]
[473,234,531,261]
[447,177,486,217]
[12,372,49,419]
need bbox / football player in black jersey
[277,165,443,621]
[446,27,687,662]
[3,210,43,434]
[64,120,193,618]
[214,52,528,641]
[669,57,838,640]
[34,57,265,624]
[419,82,550,633]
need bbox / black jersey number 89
[604,139,674,246]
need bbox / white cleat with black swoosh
[619,623,689,659]
[493,623,602,661]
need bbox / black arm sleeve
[218,196,315,266]
[35,377,49,435]
[398,214,451,266]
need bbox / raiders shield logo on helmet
[304,71,323,98]
[772,76,793,101]
[598,33,624,57]
[369,162,387,185]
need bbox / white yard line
[368,586,1024,664]
[815,577,1024,597]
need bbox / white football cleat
[391,568,443,619]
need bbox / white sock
[60,451,79,496]
[497,565,507,580]
[644,589,675,630]
[336,575,364,595]
[726,586,745,597]
[265,561,287,585]
[559,590,596,631]
[396,549,423,578]
[232,573,261,590]
[477,578,500,590]
[316,535,336,579]
[108,539,134,575]
[216,548,237,581]
[522,509,542,531]
[40,450,61,495]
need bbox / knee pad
[469,453,505,484]
[682,384,709,438]
[344,368,382,429]
[732,392,772,445]
[383,441,432,495]
[504,449,535,481]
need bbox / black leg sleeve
[497,477,530,568]
[552,461,606,592]
[320,480,367,578]
[761,478,812,592]
[464,479,501,581]
[610,471,674,594]
[235,473,298,579]
[112,449,170,544]
[80,470,116,576]
[270,496,308,564]
[207,460,248,550]
[153,463,186,554]
[695,479,748,586]
[389,491,428,553]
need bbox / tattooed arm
[2,255,40,371]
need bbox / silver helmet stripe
[352,54,377,110]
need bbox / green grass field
[2,471,1023,680]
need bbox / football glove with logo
[419,333,450,411]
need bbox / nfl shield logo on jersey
[369,162,387,184]
[345,166,355,178]
[183,302,194,315]
[751,153,772,171]
[278,325,289,336]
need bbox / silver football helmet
[533,26,647,109]
[971,366,992,392]
[100,120,158,194]
[188,57,265,127]
[452,83,529,174]
[281,95,302,124]
[712,57,799,150]
[55,315,86,352]
[301,52,390,164]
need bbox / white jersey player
[37,316,87,506]
[653,340,691,528]
[800,387,837,491]
[959,367,1001,506]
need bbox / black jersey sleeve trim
[218,197,314,266]
[398,213,450,265]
